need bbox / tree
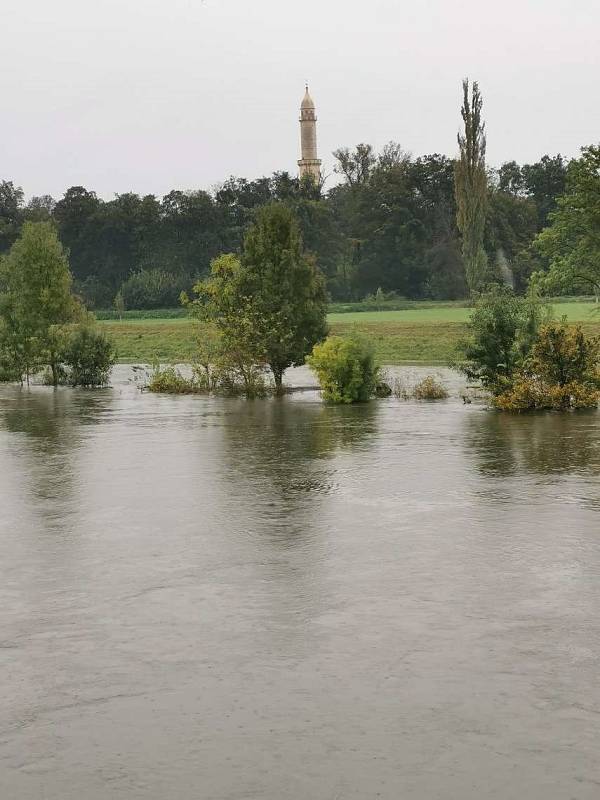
[191,205,328,393]
[333,144,376,186]
[0,222,80,384]
[459,285,547,394]
[455,79,488,292]
[497,161,524,196]
[534,145,600,298]
[239,203,328,391]
[190,253,267,394]
[521,154,568,228]
[0,181,24,252]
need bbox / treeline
[0,148,569,308]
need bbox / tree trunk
[272,366,284,395]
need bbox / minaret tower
[298,85,322,182]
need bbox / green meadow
[100,301,600,365]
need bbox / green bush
[459,285,547,394]
[63,326,116,387]
[307,333,378,404]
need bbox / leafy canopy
[460,285,548,393]
[191,203,328,391]
[534,145,600,296]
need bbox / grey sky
[2,0,598,200]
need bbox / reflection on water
[464,408,600,477]
[1,370,600,800]
[221,398,379,496]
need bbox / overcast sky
[2,0,598,200]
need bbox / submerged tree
[240,203,328,391]
[455,79,488,292]
[459,285,548,394]
[0,222,81,384]
[190,204,328,393]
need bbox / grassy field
[101,301,600,365]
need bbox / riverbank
[99,301,600,365]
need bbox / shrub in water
[307,333,378,404]
[459,285,547,394]
[147,366,201,394]
[494,322,600,411]
[63,326,116,387]
[412,376,449,400]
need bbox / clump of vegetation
[533,145,600,299]
[119,269,189,310]
[495,322,600,411]
[307,333,378,404]
[187,204,328,395]
[147,352,269,399]
[147,366,202,394]
[412,375,449,400]
[0,221,115,387]
[63,326,115,387]
[391,374,449,400]
[459,285,548,394]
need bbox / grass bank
[100,301,600,365]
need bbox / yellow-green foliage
[412,375,449,400]
[494,322,600,411]
[495,378,599,411]
[307,333,378,404]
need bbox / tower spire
[298,85,321,182]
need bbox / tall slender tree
[455,79,488,291]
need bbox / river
[1,366,599,799]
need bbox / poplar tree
[455,79,488,292]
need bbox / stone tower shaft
[298,86,321,182]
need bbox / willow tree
[455,79,488,292]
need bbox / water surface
[1,367,599,799]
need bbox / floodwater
[1,366,599,800]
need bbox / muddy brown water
[1,366,599,799]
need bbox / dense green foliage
[1,136,570,308]
[307,333,379,403]
[190,204,328,391]
[0,222,115,385]
[63,326,116,387]
[534,146,600,298]
[120,269,189,310]
[0,222,81,383]
[459,286,547,393]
